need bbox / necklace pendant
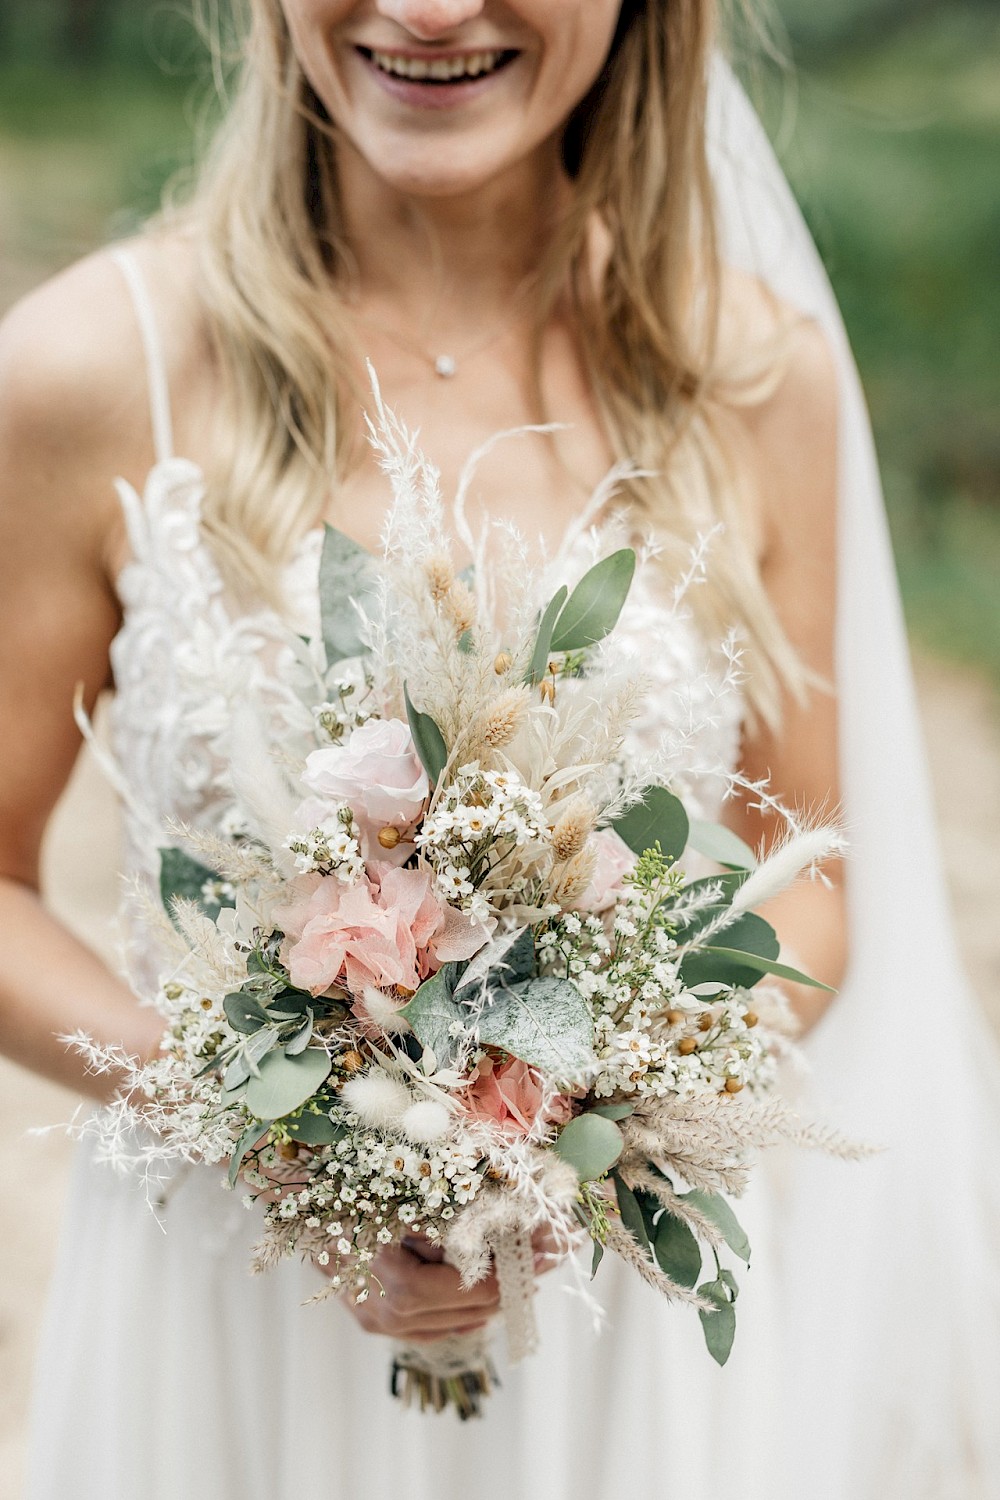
[434,354,457,379]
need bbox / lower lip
[357,49,519,111]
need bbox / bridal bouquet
[75,386,852,1416]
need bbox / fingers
[378,1244,501,1312]
[343,1242,502,1342]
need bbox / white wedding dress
[24,62,1000,1500]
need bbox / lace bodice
[108,459,743,876]
[104,251,744,970]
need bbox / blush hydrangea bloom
[275,865,487,997]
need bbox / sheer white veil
[707,57,1000,1497]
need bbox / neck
[334,142,571,331]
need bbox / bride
[1,2,996,1496]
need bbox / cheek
[527,2,623,127]
[278,0,353,101]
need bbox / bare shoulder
[718,268,840,559]
[0,229,205,537]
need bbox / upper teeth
[370,49,505,82]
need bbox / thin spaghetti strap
[111,246,175,466]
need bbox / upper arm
[727,312,843,851]
[0,255,151,885]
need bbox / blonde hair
[178,0,804,725]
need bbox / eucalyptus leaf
[679,1189,751,1263]
[698,1278,737,1366]
[589,1102,636,1121]
[453,928,535,996]
[613,1173,650,1253]
[284,1110,347,1146]
[283,1012,315,1056]
[687,818,759,871]
[677,906,778,955]
[159,847,233,924]
[222,1053,251,1093]
[403,683,448,785]
[591,1238,605,1279]
[318,524,377,667]
[244,1046,332,1121]
[679,944,834,992]
[549,549,636,653]
[399,966,465,1068]
[266,988,314,1015]
[653,1210,703,1289]
[527,585,568,685]
[475,976,595,1076]
[719,1267,741,1300]
[223,992,273,1035]
[555,1112,624,1182]
[227,1118,270,1188]
[612,785,689,862]
[636,1190,662,1246]
[244,1025,282,1074]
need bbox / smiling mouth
[357,47,520,85]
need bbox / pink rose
[462,1056,573,1138]
[275,867,488,998]
[301,719,430,844]
[576,828,637,913]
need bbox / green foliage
[159,847,233,924]
[687,818,758,871]
[403,684,448,786]
[475,977,596,1076]
[553,1112,624,1182]
[398,965,465,1068]
[698,1277,738,1366]
[527,585,568,685]
[613,787,690,863]
[319,523,376,667]
[548,549,636,654]
[403,957,595,1076]
[653,1212,703,1289]
[243,1046,332,1121]
[679,1190,752,1264]
[757,4,1000,686]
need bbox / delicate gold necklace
[351,279,537,380]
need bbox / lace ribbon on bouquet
[491,1227,540,1363]
[391,1229,537,1418]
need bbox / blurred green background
[1,0,997,681]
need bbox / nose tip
[375,0,487,42]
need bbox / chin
[351,136,526,201]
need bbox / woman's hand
[342,1237,502,1344]
[335,1225,565,1344]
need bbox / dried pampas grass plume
[479,687,532,750]
[551,845,598,909]
[424,552,454,603]
[550,796,597,862]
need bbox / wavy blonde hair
[178,0,804,725]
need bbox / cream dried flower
[550,795,597,862]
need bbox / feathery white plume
[400,1099,452,1143]
[730,826,844,913]
[340,1070,412,1129]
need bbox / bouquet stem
[390,1330,499,1419]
